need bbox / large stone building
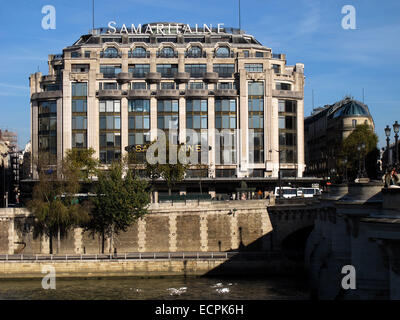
[304,97,374,178]
[30,22,305,180]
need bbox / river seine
[0,276,308,300]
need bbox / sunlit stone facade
[30,22,305,179]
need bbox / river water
[0,276,309,300]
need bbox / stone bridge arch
[268,206,319,260]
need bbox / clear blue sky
[0,0,399,149]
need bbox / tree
[88,160,150,253]
[65,148,98,182]
[28,151,91,254]
[145,139,188,196]
[341,124,379,180]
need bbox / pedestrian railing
[0,251,281,262]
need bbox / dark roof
[328,98,371,119]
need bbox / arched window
[215,46,230,58]
[187,46,202,58]
[161,47,175,58]
[132,47,147,58]
[103,47,119,58]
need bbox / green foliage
[28,151,92,253]
[65,148,99,182]
[144,139,188,195]
[341,124,379,180]
[88,160,150,253]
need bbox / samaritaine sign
[107,22,226,35]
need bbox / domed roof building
[304,97,374,178]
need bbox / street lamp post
[270,149,282,198]
[343,158,348,183]
[357,143,367,179]
[385,125,391,170]
[393,121,399,165]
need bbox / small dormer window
[215,46,230,58]
[187,46,202,58]
[132,47,147,58]
[160,47,175,58]
[103,47,119,58]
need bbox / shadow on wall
[203,225,314,277]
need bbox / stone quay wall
[0,200,273,255]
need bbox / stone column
[265,69,273,171]
[150,97,157,141]
[31,101,39,179]
[270,98,280,177]
[8,218,14,254]
[238,69,248,177]
[230,211,239,250]
[200,213,208,252]
[137,217,146,252]
[296,99,305,177]
[62,62,72,156]
[179,97,186,144]
[208,96,215,177]
[261,208,273,251]
[56,97,63,174]
[121,97,129,157]
[41,234,50,254]
[169,213,177,252]
[87,66,99,158]
[74,227,83,254]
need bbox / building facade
[30,22,305,179]
[304,97,374,178]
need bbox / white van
[299,188,321,198]
[274,187,298,199]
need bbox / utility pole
[238,0,241,31]
[92,0,95,31]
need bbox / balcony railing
[130,71,149,78]
[158,70,178,78]
[100,52,122,58]
[213,52,235,58]
[70,52,82,58]
[156,51,178,58]
[215,72,234,78]
[187,72,207,78]
[128,51,150,58]
[185,52,207,58]
[102,72,121,79]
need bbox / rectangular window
[131,82,147,90]
[129,64,150,78]
[272,64,281,74]
[213,64,235,78]
[72,82,88,149]
[160,82,176,89]
[248,82,264,163]
[72,82,87,97]
[157,64,178,78]
[71,64,90,73]
[100,65,122,78]
[72,100,87,112]
[245,64,263,72]
[278,100,298,165]
[185,64,207,78]
[99,100,121,163]
[187,82,205,89]
[276,82,291,91]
